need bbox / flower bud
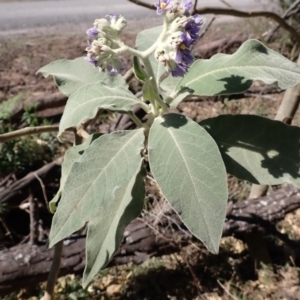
[169,16,189,32]
[93,18,109,31]
[112,16,127,32]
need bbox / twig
[217,279,239,300]
[192,0,198,14]
[194,7,300,46]
[33,172,49,210]
[128,0,155,10]
[0,216,15,243]
[199,16,215,39]
[265,0,300,42]
[0,125,59,143]
[29,195,39,246]
[181,252,202,293]
[123,67,134,83]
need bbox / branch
[0,125,59,143]
[194,7,300,46]
[0,157,63,206]
[127,0,155,10]
[127,0,300,46]
[265,0,300,42]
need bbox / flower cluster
[155,0,203,77]
[85,14,127,74]
[156,0,193,18]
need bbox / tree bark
[0,186,299,295]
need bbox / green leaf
[148,113,228,254]
[136,26,166,82]
[175,39,300,100]
[83,161,145,286]
[136,26,162,51]
[200,114,300,187]
[49,134,102,213]
[133,56,147,82]
[38,57,127,96]
[49,129,145,247]
[58,82,142,138]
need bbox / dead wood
[10,93,67,121]
[265,0,300,42]
[0,186,300,295]
[0,157,63,207]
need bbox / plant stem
[129,113,144,128]
[40,241,64,300]
[142,56,168,114]
[142,18,169,58]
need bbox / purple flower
[86,27,99,38]
[156,0,172,15]
[181,0,193,11]
[172,32,194,64]
[176,47,193,64]
[85,56,98,66]
[106,14,118,19]
[171,63,189,77]
[107,65,119,75]
[185,14,203,44]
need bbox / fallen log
[0,186,300,295]
[10,93,67,121]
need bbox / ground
[1,8,300,300]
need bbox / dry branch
[265,0,300,42]
[0,125,59,143]
[127,0,300,46]
[0,157,63,206]
[0,186,299,295]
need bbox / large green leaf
[175,39,300,101]
[83,161,145,286]
[148,113,228,254]
[49,129,145,248]
[200,114,300,187]
[58,82,142,138]
[49,134,102,213]
[38,57,127,96]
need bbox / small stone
[106,284,122,296]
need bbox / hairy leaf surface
[38,57,127,96]
[83,161,145,286]
[49,134,102,213]
[200,114,300,187]
[175,39,300,102]
[148,113,228,253]
[49,129,145,248]
[58,83,142,138]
